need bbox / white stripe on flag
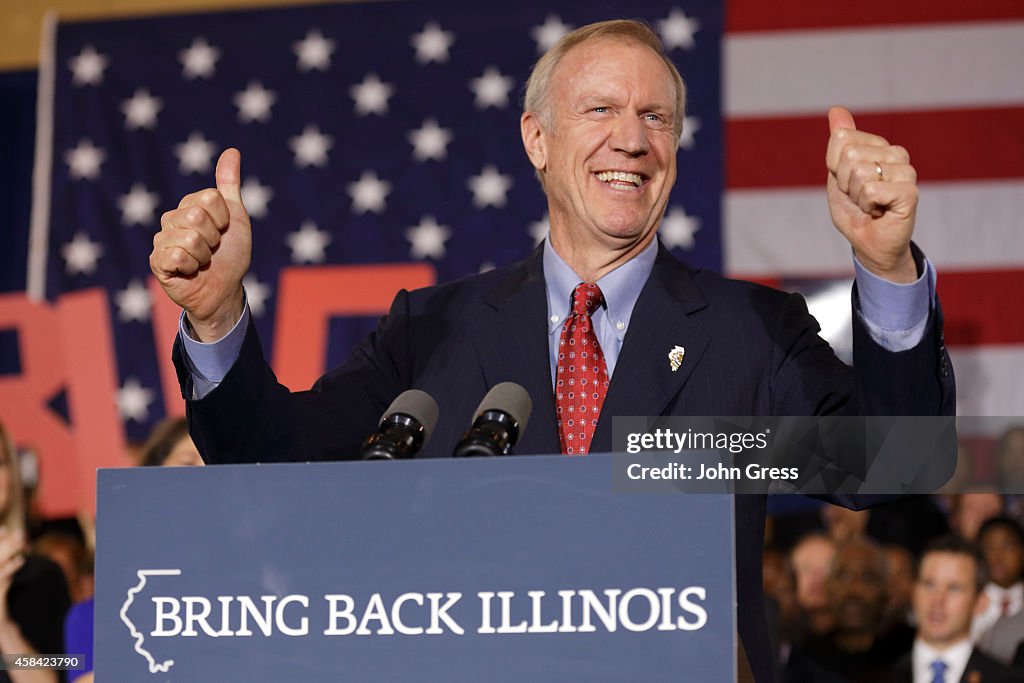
[951,346,1024,417]
[724,180,1024,276]
[725,22,1024,116]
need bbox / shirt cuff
[853,246,936,352]
[178,301,250,398]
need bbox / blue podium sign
[96,455,736,681]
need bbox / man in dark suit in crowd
[784,538,915,682]
[150,19,954,682]
[888,535,1019,682]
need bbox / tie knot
[571,283,604,317]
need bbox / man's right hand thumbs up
[150,148,252,342]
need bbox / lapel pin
[668,345,685,372]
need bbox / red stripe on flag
[726,0,1024,32]
[939,270,1024,346]
[726,108,1024,189]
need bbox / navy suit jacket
[174,243,955,682]
[886,648,1022,683]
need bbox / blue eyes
[589,108,665,124]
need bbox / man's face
[791,537,835,610]
[979,525,1024,588]
[913,552,980,649]
[522,38,678,256]
[827,543,887,634]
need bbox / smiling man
[152,20,954,682]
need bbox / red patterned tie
[556,283,610,455]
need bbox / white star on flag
[175,132,217,174]
[294,30,335,72]
[532,15,573,53]
[659,206,700,250]
[470,67,514,109]
[242,274,272,317]
[61,232,103,275]
[289,125,334,168]
[411,22,455,64]
[179,37,220,79]
[528,213,550,245]
[121,88,163,130]
[348,171,391,214]
[350,73,394,116]
[408,119,453,162]
[406,216,452,260]
[117,377,155,423]
[286,221,331,263]
[240,178,274,219]
[118,183,160,226]
[234,81,277,123]
[468,165,513,208]
[69,46,108,86]
[65,139,106,180]
[679,115,701,150]
[114,279,152,322]
[658,8,700,50]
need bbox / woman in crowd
[0,422,71,683]
[64,417,203,683]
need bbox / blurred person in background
[0,422,71,683]
[784,538,913,682]
[763,546,800,670]
[31,533,91,605]
[884,544,917,630]
[64,416,203,683]
[978,598,1024,668]
[138,417,204,468]
[949,492,1005,541]
[886,535,1018,682]
[821,506,869,545]
[972,516,1024,641]
[995,426,1024,524]
[936,443,975,499]
[789,533,837,640]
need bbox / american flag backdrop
[30,0,1024,454]
[38,0,720,443]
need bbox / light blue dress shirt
[181,238,935,398]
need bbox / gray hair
[523,19,687,138]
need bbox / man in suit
[888,536,1020,682]
[150,20,954,682]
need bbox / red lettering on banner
[56,290,130,515]
[0,290,127,518]
[272,264,436,390]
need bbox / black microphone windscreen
[474,382,532,434]
[383,389,440,442]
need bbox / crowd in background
[765,426,1024,681]
[2,421,1023,681]
[0,417,202,683]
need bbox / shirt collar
[542,237,657,342]
[985,581,1024,601]
[913,638,972,680]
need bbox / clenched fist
[826,106,919,284]
[150,148,252,342]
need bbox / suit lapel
[591,246,710,451]
[471,248,561,455]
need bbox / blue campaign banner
[95,455,736,681]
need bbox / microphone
[361,390,440,460]
[453,382,532,457]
